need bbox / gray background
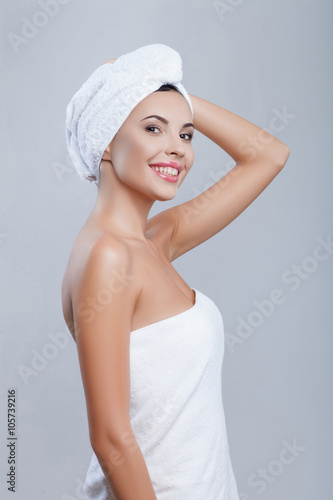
[1,0,332,498]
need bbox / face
[102,90,195,201]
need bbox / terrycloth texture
[82,288,240,500]
[65,43,193,187]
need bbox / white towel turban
[65,43,193,187]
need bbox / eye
[146,126,160,134]
[146,126,193,141]
[181,133,193,141]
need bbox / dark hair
[154,83,181,93]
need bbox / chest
[130,247,195,332]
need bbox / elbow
[90,435,108,457]
[90,423,135,459]
[275,144,291,169]
[91,434,121,462]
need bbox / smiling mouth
[149,165,180,183]
[149,165,179,177]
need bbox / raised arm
[72,237,157,500]
[168,94,290,261]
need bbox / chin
[154,191,178,202]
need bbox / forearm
[93,435,157,500]
[189,93,290,165]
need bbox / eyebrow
[140,114,194,129]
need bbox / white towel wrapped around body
[82,289,240,500]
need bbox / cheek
[186,149,195,168]
[111,136,136,168]
[112,137,151,178]
[124,135,157,167]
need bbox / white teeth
[150,166,178,176]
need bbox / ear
[101,144,112,162]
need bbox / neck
[86,161,155,241]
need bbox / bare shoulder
[61,231,140,339]
[72,231,139,302]
[84,232,134,276]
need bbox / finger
[102,58,117,65]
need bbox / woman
[61,44,290,500]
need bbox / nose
[164,130,186,158]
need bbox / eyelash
[145,126,193,141]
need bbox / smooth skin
[62,59,290,500]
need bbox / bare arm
[72,237,157,500]
[168,94,290,261]
[189,93,290,164]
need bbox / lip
[148,162,184,173]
